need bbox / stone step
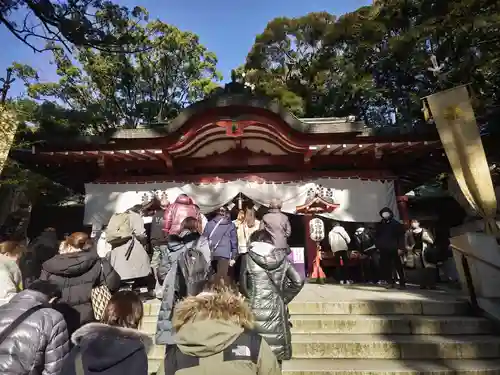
[143,301,161,317]
[139,315,492,336]
[289,315,492,335]
[143,299,471,318]
[291,334,500,359]
[282,359,500,375]
[147,349,500,374]
[147,334,500,361]
[148,358,161,374]
[148,343,166,359]
[139,316,158,335]
[288,300,471,316]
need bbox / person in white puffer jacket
[328,222,351,285]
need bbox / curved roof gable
[166,92,308,133]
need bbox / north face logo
[232,345,251,357]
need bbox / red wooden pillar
[395,180,410,228]
[303,215,316,277]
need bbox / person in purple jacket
[203,206,238,284]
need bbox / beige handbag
[91,261,112,320]
[403,251,416,269]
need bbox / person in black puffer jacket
[40,232,121,335]
[60,290,151,375]
[353,225,377,283]
[239,229,304,363]
[0,280,70,375]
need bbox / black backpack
[177,240,210,297]
[358,231,374,252]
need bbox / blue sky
[1,0,371,96]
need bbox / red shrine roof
[11,92,447,192]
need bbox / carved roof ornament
[160,191,168,202]
[141,192,150,204]
[220,69,253,96]
[296,185,339,214]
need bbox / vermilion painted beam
[94,169,397,184]
[27,148,447,172]
[99,153,392,171]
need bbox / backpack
[177,240,210,297]
[357,231,374,252]
[105,212,133,244]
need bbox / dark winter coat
[374,208,405,252]
[259,209,291,249]
[203,215,237,260]
[239,241,304,361]
[60,323,152,375]
[353,228,375,252]
[19,230,59,287]
[40,250,121,335]
[0,289,71,375]
[151,209,168,246]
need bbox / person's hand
[229,259,236,267]
[398,249,405,256]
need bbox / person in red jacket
[164,194,201,235]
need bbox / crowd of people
[0,193,459,375]
[326,207,458,289]
[0,195,304,375]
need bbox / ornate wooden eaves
[296,195,339,215]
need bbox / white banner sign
[84,178,398,229]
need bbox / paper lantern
[309,217,325,242]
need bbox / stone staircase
[141,284,500,374]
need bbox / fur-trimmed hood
[71,323,152,371]
[172,289,255,357]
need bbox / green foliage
[242,1,500,132]
[14,19,221,132]
[3,10,221,207]
[0,1,150,53]
[0,100,73,206]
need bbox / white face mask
[381,212,391,219]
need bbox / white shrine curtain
[84,178,397,229]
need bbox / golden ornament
[443,106,463,121]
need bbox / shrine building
[11,89,448,276]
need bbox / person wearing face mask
[405,219,437,289]
[374,207,406,289]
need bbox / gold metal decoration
[443,106,463,122]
